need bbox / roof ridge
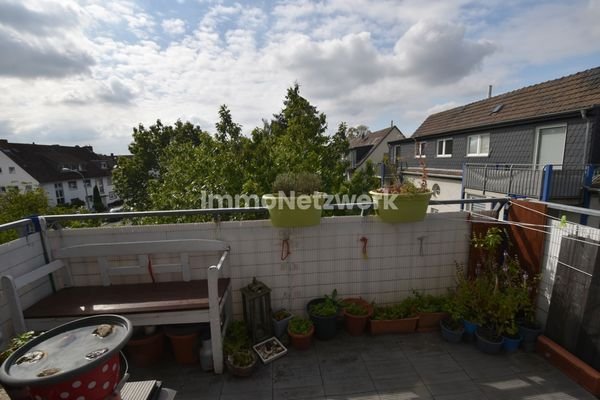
[427,66,600,118]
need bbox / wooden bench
[1,239,232,373]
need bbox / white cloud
[162,18,185,35]
[0,0,599,154]
[393,20,495,84]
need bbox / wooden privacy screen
[468,200,547,277]
[507,199,547,276]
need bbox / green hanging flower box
[369,190,432,223]
[262,193,324,228]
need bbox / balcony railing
[464,164,543,198]
[464,163,592,201]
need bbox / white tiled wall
[48,213,471,318]
[0,214,472,342]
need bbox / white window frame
[54,182,65,204]
[415,142,426,158]
[436,138,453,158]
[68,181,78,190]
[466,134,490,157]
[532,124,567,168]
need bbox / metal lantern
[241,277,272,343]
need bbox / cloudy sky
[1,0,599,154]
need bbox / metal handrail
[0,198,510,234]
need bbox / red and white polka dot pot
[0,315,132,400]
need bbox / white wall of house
[426,177,463,213]
[352,128,404,176]
[0,152,39,193]
[41,176,117,208]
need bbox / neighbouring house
[387,66,600,219]
[0,140,119,209]
[346,125,405,180]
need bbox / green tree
[0,188,49,243]
[113,119,206,210]
[340,160,380,197]
[92,185,106,212]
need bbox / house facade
[347,125,405,179]
[387,67,600,216]
[0,140,119,209]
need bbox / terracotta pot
[166,332,199,365]
[417,312,449,332]
[342,298,374,336]
[288,325,314,351]
[369,317,419,335]
[124,330,165,367]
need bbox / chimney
[488,85,493,99]
[390,120,394,127]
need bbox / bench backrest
[54,239,230,286]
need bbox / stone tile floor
[129,332,597,400]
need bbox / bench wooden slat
[14,260,65,289]
[55,239,230,258]
[23,279,231,318]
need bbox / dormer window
[100,161,108,169]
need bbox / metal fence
[464,164,544,198]
[464,164,589,200]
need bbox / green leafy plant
[412,291,448,313]
[309,289,341,317]
[272,172,321,196]
[440,294,463,330]
[372,297,418,320]
[230,349,256,368]
[375,154,429,194]
[223,320,251,356]
[343,301,369,316]
[272,309,292,321]
[454,227,540,337]
[288,317,313,335]
[0,331,41,363]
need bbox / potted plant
[124,325,165,367]
[342,298,373,336]
[0,331,40,364]
[307,289,341,340]
[226,349,258,377]
[287,316,314,350]
[272,309,293,338]
[439,294,464,343]
[369,159,432,223]
[370,297,419,335]
[223,321,256,377]
[413,292,449,332]
[164,324,200,365]
[262,172,324,228]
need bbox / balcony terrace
[1,199,600,399]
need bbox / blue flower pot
[502,335,522,353]
[440,320,464,343]
[518,323,542,352]
[463,320,479,342]
[475,328,504,354]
